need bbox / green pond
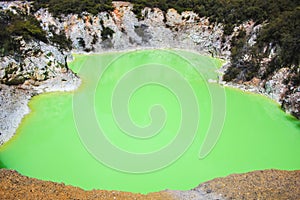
[0,49,299,193]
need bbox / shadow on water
[0,160,6,169]
[285,114,300,130]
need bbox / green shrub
[49,31,72,50]
[101,27,114,41]
[33,0,113,17]
[0,9,47,56]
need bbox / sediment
[1,169,299,200]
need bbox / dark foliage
[0,9,47,56]
[32,0,113,17]
[77,37,86,48]
[99,19,114,41]
[224,3,299,82]
[258,8,300,72]
[101,26,114,40]
[49,31,72,50]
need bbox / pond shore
[0,71,80,145]
[1,169,299,199]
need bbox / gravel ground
[0,169,174,200]
[0,169,299,200]
[190,169,300,200]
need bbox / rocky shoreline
[0,70,80,145]
[218,66,300,119]
[1,169,299,199]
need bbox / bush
[49,31,72,50]
[33,0,113,17]
[0,9,47,56]
[101,27,114,40]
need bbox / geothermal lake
[0,50,299,193]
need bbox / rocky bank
[0,71,80,145]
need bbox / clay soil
[0,169,299,200]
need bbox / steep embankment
[0,1,80,144]
[32,1,230,56]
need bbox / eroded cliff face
[34,1,230,57]
[0,1,81,145]
[0,40,67,85]
[0,1,74,87]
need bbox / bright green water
[0,50,299,193]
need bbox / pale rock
[143,8,165,26]
[166,8,182,27]
[181,11,199,24]
[264,68,290,102]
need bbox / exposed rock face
[34,1,230,58]
[280,69,300,119]
[282,91,300,119]
[0,39,67,85]
[264,68,290,102]
[257,67,300,118]
[0,2,81,144]
[220,19,300,119]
